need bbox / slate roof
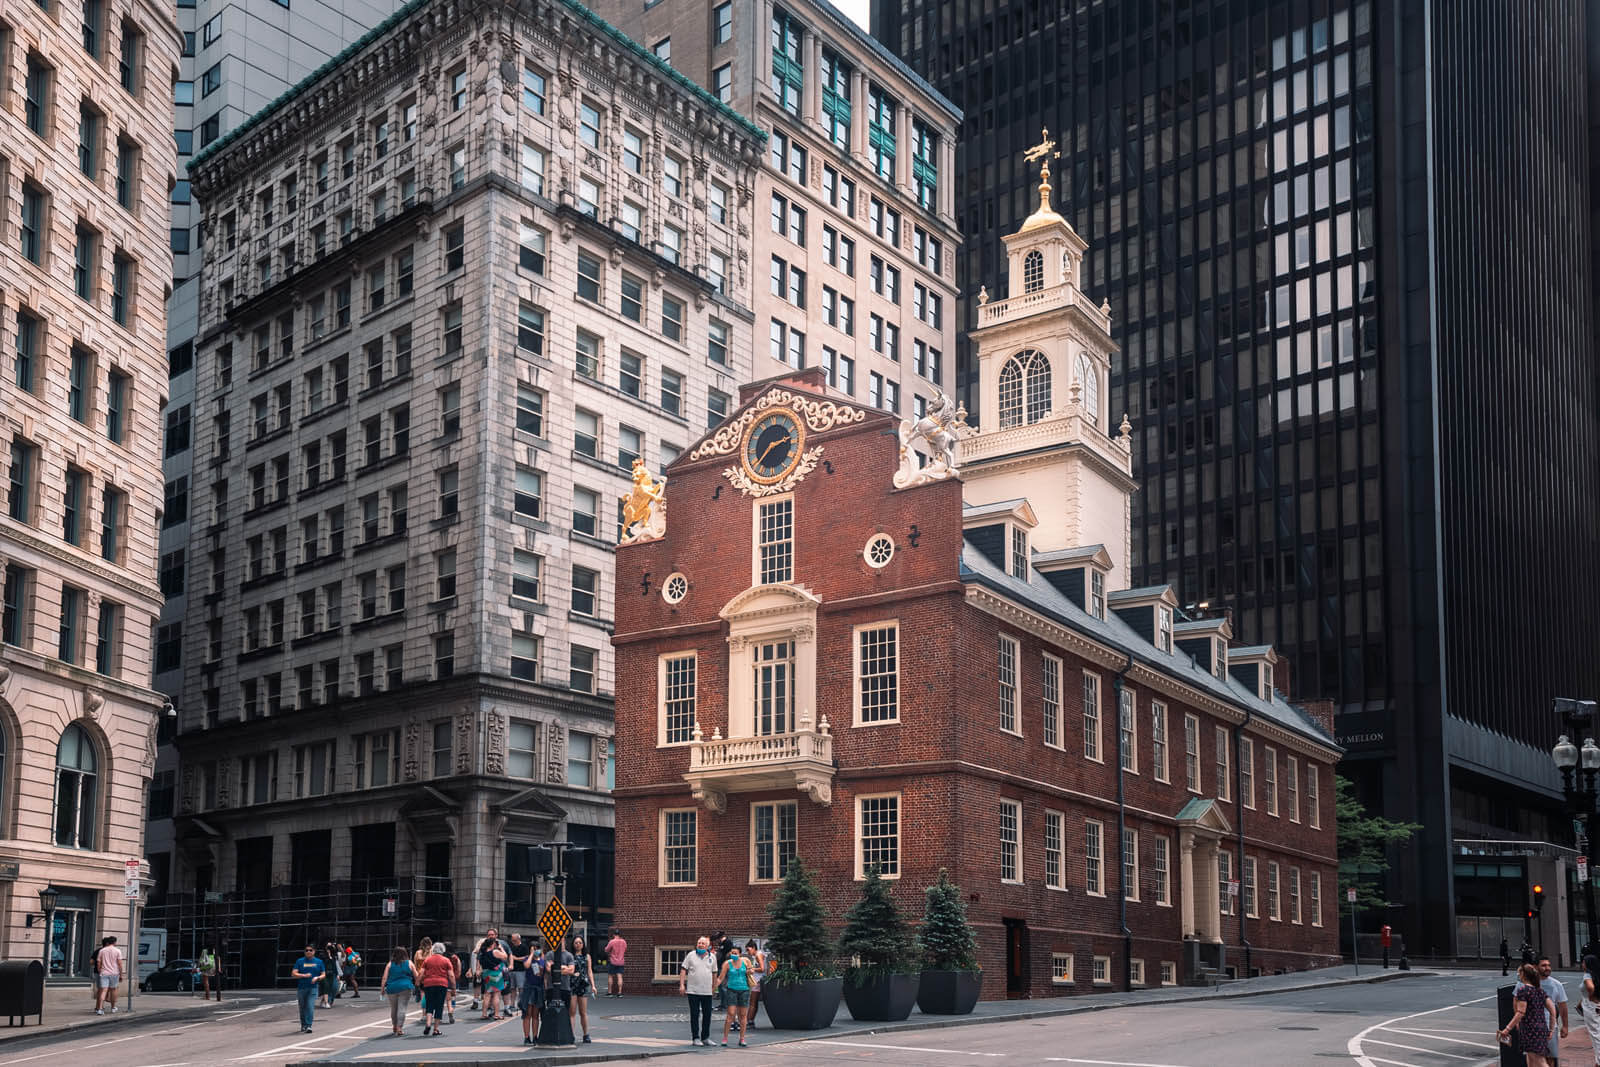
[959,539,1337,751]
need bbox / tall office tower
[149,0,410,904]
[157,0,761,984]
[587,0,963,420]
[876,0,1600,954]
[0,1,179,975]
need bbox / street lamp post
[38,884,59,1020]
[1552,698,1600,962]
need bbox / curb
[289,969,1435,1066]
[0,996,252,1048]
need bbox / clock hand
[757,437,788,465]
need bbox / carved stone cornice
[0,523,162,606]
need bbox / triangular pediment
[1175,797,1232,835]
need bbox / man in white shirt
[677,936,718,1047]
[1541,956,1570,1064]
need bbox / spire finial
[1023,127,1060,213]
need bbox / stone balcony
[683,717,834,812]
[976,281,1112,334]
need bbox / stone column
[849,70,868,164]
[940,135,957,221]
[895,102,912,195]
[1179,833,1196,938]
[1205,840,1224,943]
[757,0,775,99]
[801,32,821,131]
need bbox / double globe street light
[1552,698,1600,960]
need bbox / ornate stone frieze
[546,720,565,783]
[486,708,507,775]
[689,389,866,461]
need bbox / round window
[662,572,689,604]
[864,534,895,569]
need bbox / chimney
[1299,698,1335,737]
[739,365,829,404]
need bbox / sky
[835,0,870,29]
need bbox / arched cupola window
[1022,250,1044,293]
[997,349,1052,428]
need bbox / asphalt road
[0,971,1526,1067]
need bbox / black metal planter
[915,969,982,1015]
[843,971,921,1022]
[760,976,843,1030]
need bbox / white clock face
[1076,352,1099,425]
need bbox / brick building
[611,159,1340,997]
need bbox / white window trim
[1160,961,1177,986]
[656,650,698,748]
[1082,670,1103,763]
[1154,834,1171,907]
[1050,952,1074,984]
[658,806,698,888]
[1151,700,1169,783]
[1240,736,1256,809]
[1307,764,1321,829]
[1244,856,1259,919]
[1129,958,1145,986]
[1264,745,1279,816]
[1092,955,1112,985]
[1085,818,1105,897]
[854,791,902,880]
[1311,871,1324,927]
[999,797,1023,884]
[654,945,692,983]
[997,632,1021,737]
[851,619,900,727]
[749,799,798,884]
[1268,861,1282,921]
[1287,755,1301,824]
[1215,724,1231,801]
[1219,850,1235,916]
[1183,712,1201,794]
[1044,808,1066,891]
[750,492,795,586]
[1119,687,1138,774]
[1042,652,1064,751]
[1122,827,1140,902]
[1290,866,1303,925]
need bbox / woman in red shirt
[419,944,456,1037]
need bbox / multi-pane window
[661,653,696,745]
[21,185,45,264]
[1151,701,1169,781]
[757,498,793,584]
[62,468,87,546]
[522,66,546,113]
[867,86,896,180]
[513,467,542,519]
[769,8,803,114]
[516,302,545,356]
[662,809,697,884]
[707,320,729,367]
[912,119,938,208]
[1044,810,1064,889]
[111,253,133,326]
[1240,736,1256,808]
[1289,867,1302,924]
[2,565,27,646]
[1243,857,1259,918]
[1267,861,1281,921]
[1119,688,1137,772]
[519,224,546,274]
[570,645,596,693]
[1307,764,1321,828]
[1154,836,1171,905]
[619,352,643,401]
[1052,953,1074,984]
[1183,713,1201,792]
[714,1,732,43]
[1082,672,1101,760]
[660,369,683,416]
[1085,819,1103,895]
[25,58,50,137]
[997,633,1019,733]
[1219,849,1234,915]
[661,295,684,343]
[58,585,84,664]
[1042,653,1062,749]
[822,50,852,147]
[856,624,898,724]
[1287,756,1300,822]
[67,347,91,420]
[116,141,136,208]
[1122,828,1139,901]
[515,384,544,437]
[1264,746,1279,815]
[707,388,730,428]
[1311,872,1323,927]
[752,800,797,882]
[571,565,598,616]
[857,793,899,877]
[999,799,1021,883]
[100,486,125,561]
[572,487,598,537]
[78,105,100,178]
[1215,725,1232,800]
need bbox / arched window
[997,350,1052,428]
[1022,250,1044,293]
[1075,351,1100,426]
[55,724,98,849]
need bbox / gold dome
[1018,159,1067,233]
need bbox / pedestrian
[291,944,325,1034]
[1502,962,1555,1066]
[712,931,730,1009]
[1526,941,1538,966]
[342,944,362,998]
[410,937,432,1025]
[1541,956,1571,1064]
[472,928,507,1018]
[198,946,221,1001]
[604,929,627,998]
[506,933,526,1016]
[1579,954,1600,1067]
[1503,939,1514,978]
[379,946,414,1036]
[744,939,766,1028]
[678,935,718,1047]
[518,940,545,1045]
[537,940,576,1046]
[418,943,454,1037]
[717,941,753,1047]
[480,950,506,1021]
[93,936,124,1015]
[445,943,462,1024]
[568,934,594,1044]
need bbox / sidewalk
[0,989,276,1046]
[292,964,1433,1065]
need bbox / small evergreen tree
[838,866,917,984]
[919,868,978,971]
[764,857,834,985]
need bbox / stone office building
[0,0,180,975]
[611,162,1341,998]
[167,0,762,983]
[590,0,962,420]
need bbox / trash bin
[0,960,45,1026]
[1497,984,1520,1067]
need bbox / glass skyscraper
[877,0,1600,955]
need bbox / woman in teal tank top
[717,946,752,1047]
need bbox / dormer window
[1157,605,1173,653]
[1074,351,1099,426]
[998,349,1051,428]
[1212,637,1226,679]
[1089,568,1105,619]
[1010,526,1028,580]
[756,498,795,585]
[1023,249,1044,293]
[1261,665,1274,701]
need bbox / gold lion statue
[622,458,667,542]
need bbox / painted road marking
[1381,1028,1496,1049]
[1359,1038,1475,1060]
[235,1010,400,1060]
[1347,994,1496,1067]
[816,1040,1006,1057]
[216,1004,275,1018]
[1043,1059,1197,1067]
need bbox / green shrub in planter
[761,858,842,1030]
[838,866,921,1021]
[916,868,982,1015]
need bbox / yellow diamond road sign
[539,898,571,947]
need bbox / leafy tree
[918,868,978,971]
[1337,774,1420,910]
[764,857,834,985]
[838,866,917,984]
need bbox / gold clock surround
[740,407,806,486]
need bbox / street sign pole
[1348,887,1359,974]
[125,859,141,1015]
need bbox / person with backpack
[473,929,508,1019]
[342,945,362,998]
[380,946,414,1035]
[198,947,221,1001]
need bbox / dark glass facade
[877,0,1600,953]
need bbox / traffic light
[1533,884,1546,914]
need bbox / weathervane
[1023,127,1061,213]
